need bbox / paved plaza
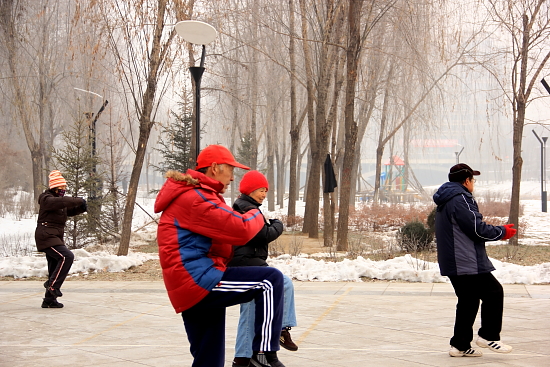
[1,280,549,366]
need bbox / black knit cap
[448,163,480,182]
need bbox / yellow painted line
[0,292,44,304]
[296,286,353,345]
[73,304,167,345]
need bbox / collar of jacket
[45,188,61,197]
[433,181,472,206]
[238,194,262,207]
[155,169,226,214]
[165,169,225,193]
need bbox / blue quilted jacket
[433,181,505,276]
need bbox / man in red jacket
[155,145,286,367]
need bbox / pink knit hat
[239,170,269,196]
[49,170,67,189]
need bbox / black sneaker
[41,299,64,308]
[251,352,285,367]
[251,353,270,367]
[45,280,63,296]
[265,352,285,367]
[232,357,251,367]
[280,327,298,351]
[46,286,63,298]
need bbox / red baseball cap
[196,144,250,170]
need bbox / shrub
[426,207,436,234]
[397,221,433,252]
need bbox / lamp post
[74,88,108,175]
[532,130,547,212]
[174,20,217,164]
[455,145,464,164]
[74,88,109,230]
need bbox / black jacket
[228,194,283,267]
[433,181,504,276]
[35,189,86,251]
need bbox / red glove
[501,224,517,240]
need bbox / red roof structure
[384,156,404,166]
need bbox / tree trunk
[509,110,524,246]
[267,104,275,212]
[373,64,392,202]
[506,0,550,245]
[287,0,299,225]
[250,1,259,170]
[118,0,171,256]
[302,0,343,239]
[0,1,46,208]
[508,14,530,246]
[336,0,363,251]
[299,0,318,236]
[323,53,345,246]
[118,130,152,255]
[276,144,285,209]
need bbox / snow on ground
[0,249,157,278]
[1,182,550,284]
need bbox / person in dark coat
[36,170,87,308]
[433,163,517,357]
[229,170,298,367]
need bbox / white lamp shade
[175,20,217,45]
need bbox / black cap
[448,163,480,182]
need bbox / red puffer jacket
[154,169,264,313]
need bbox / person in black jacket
[433,164,517,357]
[35,170,87,308]
[229,170,297,367]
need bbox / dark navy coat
[433,181,505,276]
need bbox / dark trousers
[181,266,284,367]
[448,272,504,351]
[43,245,74,301]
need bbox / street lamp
[542,78,550,95]
[532,130,547,212]
[455,144,464,164]
[174,20,217,163]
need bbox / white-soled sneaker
[449,346,483,357]
[476,336,513,353]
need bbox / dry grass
[348,203,435,232]
[486,245,550,266]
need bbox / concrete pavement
[1,280,549,366]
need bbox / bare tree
[336,0,363,250]
[0,0,73,207]
[95,0,189,256]
[299,0,345,239]
[485,0,550,245]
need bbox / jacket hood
[433,181,471,207]
[154,169,224,213]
